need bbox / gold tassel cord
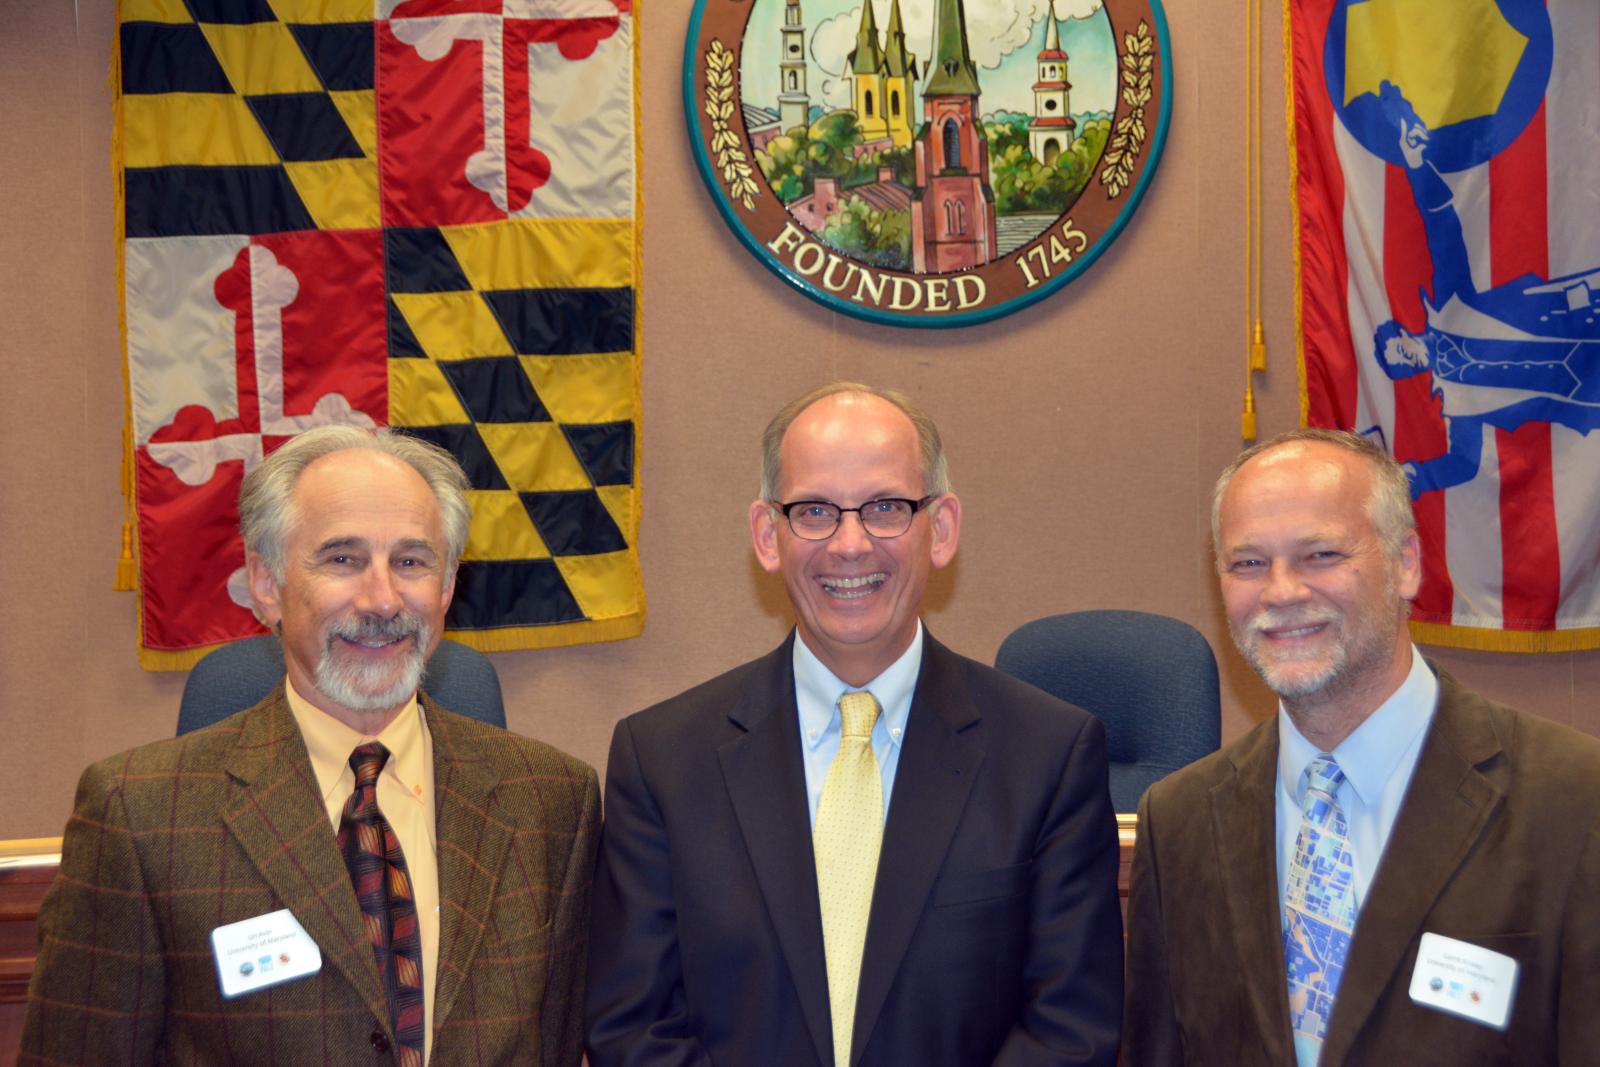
[1242,0,1257,438]
[1250,0,1266,377]
[1242,0,1267,439]
[112,0,138,593]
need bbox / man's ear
[750,500,782,574]
[1395,528,1422,602]
[246,553,284,628]
[440,563,458,613]
[929,493,961,568]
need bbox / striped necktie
[1283,754,1356,1067]
[814,690,883,1067]
[338,742,426,1067]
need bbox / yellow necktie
[814,690,884,1067]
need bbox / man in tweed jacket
[22,427,599,1066]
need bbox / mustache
[1243,609,1335,637]
[325,612,428,646]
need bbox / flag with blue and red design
[119,0,641,668]
[1288,0,1600,650]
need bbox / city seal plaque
[684,0,1172,327]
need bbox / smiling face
[248,448,456,732]
[1216,441,1420,743]
[750,393,960,687]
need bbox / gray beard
[1244,638,1348,700]
[313,612,431,713]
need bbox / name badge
[1407,932,1519,1030]
[211,909,323,999]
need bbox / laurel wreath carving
[1099,20,1154,198]
[704,40,761,211]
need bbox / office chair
[177,634,506,734]
[994,609,1221,812]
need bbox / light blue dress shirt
[1276,647,1439,912]
[793,622,921,828]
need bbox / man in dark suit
[1125,428,1600,1065]
[23,427,599,1066]
[586,383,1122,1067]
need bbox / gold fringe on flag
[139,644,226,673]
[1409,620,1600,654]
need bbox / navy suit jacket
[586,631,1123,1067]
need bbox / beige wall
[3,0,1596,839]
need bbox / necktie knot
[349,741,391,785]
[837,691,880,739]
[1304,754,1346,799]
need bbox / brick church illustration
[774,0,1077,273]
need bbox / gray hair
[240,425,472,582]
[759,382,952,500]
[1211,427,1416,563]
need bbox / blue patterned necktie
[338,742,426,1067]
[1282,754,1356,1067]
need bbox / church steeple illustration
[880,0,917,144]
[778,0,810,133]
[847,0,916,147]
[849,0,886,141]
[923,0,980,97]
[1028,9,1075,165]
[910,0,995,271]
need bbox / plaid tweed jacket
[21,688,599,1066]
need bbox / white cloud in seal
[1053,0,1105,19]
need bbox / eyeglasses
[773,496,937,540]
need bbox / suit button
[371,1029,391,1053]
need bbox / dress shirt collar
[285,676,429,810]
[793,621,921,752]
[1278,646,1438,807]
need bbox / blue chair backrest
[995,610,1221,812]
[177,635,506,734]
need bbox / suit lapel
[1209,719,1296,1062]
[1322,671,1506,1062]
[220,690,389,1030]
[426,701,512,1040]
[717,639,833,1066]
[852,637,983,1064]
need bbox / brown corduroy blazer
[21,688,599,1066]
[1123,667,1600,1066]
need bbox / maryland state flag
[116,0,641,668]
[1288,0,1600,650]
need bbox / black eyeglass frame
[771,495,939,541]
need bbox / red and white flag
[1288,0,1600,650]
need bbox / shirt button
[370,1029,390,1053]
[890,728,902,740]
[413,784,423,796]
[807,730,818,741]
